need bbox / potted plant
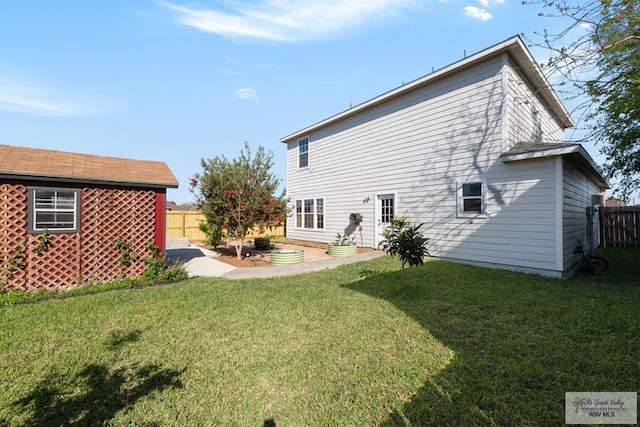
[328,233,358,257]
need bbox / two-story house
[281,36,609,278]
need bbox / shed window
[295,198,324,229]
[28,187,80,233]
[457,181,486,217]
[298,137,309,169]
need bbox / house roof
[501,142,611,190]
[281,35,572,143]
[0,144,179,188]
[604,198,625,207]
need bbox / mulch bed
[197,239,368,269]
[198,239,328,268]
[212,245,272,268]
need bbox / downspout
[555,157,564,274]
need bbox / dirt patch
[196,240,372,268]
[209,245,273,268]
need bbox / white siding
[562,159,602,273]
[432,158,559,274]
[287,57,504,245]
[506,62,566,149]
[285,54,567,276]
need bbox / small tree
[378,216,430,287]
[191,143,288,260]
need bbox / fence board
[600,207,640,248]
[166,211,284,242]
[166,211,207,241]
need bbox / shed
[0,144,179,291]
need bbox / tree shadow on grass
[11,329,185,427]
[344,258,640,425]
[105,328,143,351]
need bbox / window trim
[456,179,487,218]
[298,137,309,169]
[28,186,81,233]
[294,197,324,230]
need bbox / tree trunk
[235,238,244,260]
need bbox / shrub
[379,216,430,287]
[199,222,224,248]
[143,243,188,282]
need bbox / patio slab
[165,240,385,279]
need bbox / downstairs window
[295,198,324,229]
[457,181,486,217]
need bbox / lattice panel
[0,184,28,291]
[26,233,81,291]
[81,188,156,284]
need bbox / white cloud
[235,88,258,99]
[157,0,418,42]
[464,6,492,21]
[0,94,83,116]
[478,0,489,7]
[579,21,594,30]
[0,72,123,117]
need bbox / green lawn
[1,249,639,426]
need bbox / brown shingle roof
[166,201,181,210]
[0,144,178,188]
[604,199,626,207]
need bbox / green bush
[199,222,224,248]
[143,243,188,282]
[379,216,430,287]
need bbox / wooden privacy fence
[166,210,285,242]
[599,206,640,248]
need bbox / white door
[376,194,395,247]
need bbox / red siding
[154,190,166,251]
[1,179,162,291]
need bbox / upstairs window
[457,181,486,217]
[298,137,309,169]
[28,187,80,233]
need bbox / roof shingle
[0,144,178,188]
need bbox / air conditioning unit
[592,194,604,206]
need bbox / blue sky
[0,0,598,204]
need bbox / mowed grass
[1,248,639,426]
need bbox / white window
[298,137,309,169]
[380,195,394,223]
[457,181,486,217]
[295,198,324,229]
[28,187,80,233]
